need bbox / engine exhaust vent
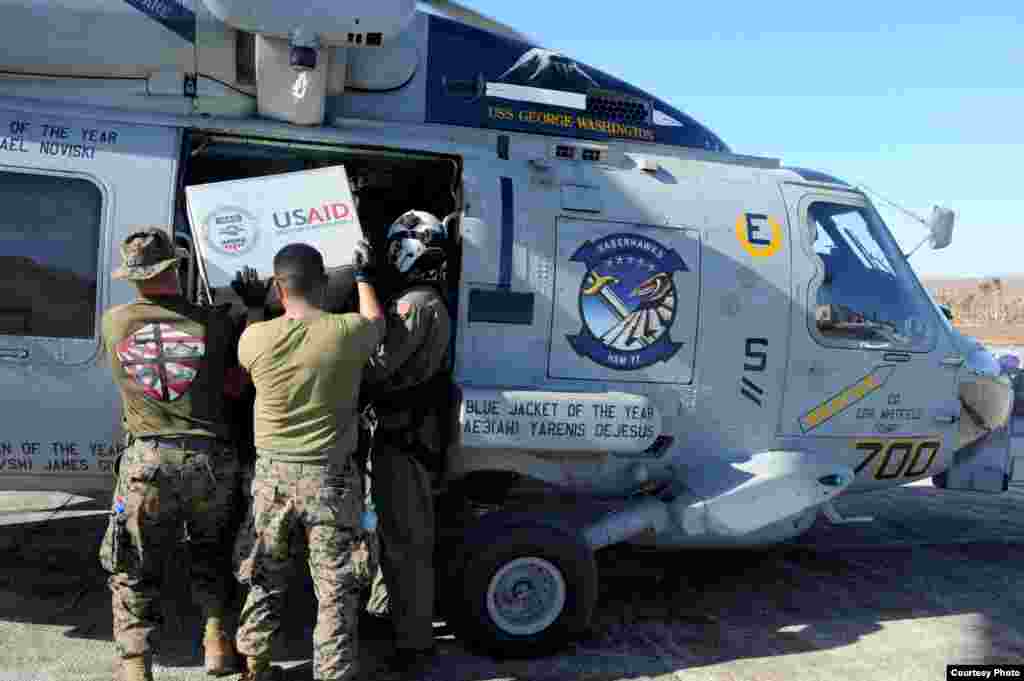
[586,89,652,125]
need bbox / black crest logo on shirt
[116,323,206,401]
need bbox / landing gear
[447,521,598,658]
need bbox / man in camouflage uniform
[99,228,247,681]
[232,242,385,681]
[362,210,452,676]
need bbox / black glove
[353,239,376,284]
[231,266,270,308]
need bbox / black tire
[449,523,598,659]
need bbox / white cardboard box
[185,165,362,289]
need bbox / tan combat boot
[204,614,242,675]
[240,656,282,681]
[116,654,153,681]
[203,632,242,676]
[202,617,242,677]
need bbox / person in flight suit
[98,228,247,681]
[230,242,386,681]
[361,210,453,675]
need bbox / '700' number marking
[854,438,941,480]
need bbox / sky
[459,0,1023,278]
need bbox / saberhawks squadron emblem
[568,233,687,370]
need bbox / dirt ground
[2,480,1024,681]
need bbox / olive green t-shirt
[238,311,384,461]
[101,295,234,441]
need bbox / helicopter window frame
[0,166,108,344]
[800,193,939,354]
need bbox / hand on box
[353,239,376,284]
[231,266,270,308]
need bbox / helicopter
[0,0,1013,658]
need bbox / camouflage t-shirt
[101,295,235,440]
[238,311,384,462]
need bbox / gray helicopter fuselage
[0,1,1008,550]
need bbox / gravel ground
[1,480,1023,681]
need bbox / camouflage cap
[111,228,181,280]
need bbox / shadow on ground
[1,485,1023,680]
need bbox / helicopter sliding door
[454,159,553,387]
[778,184,962,489]
[0,104,181,496]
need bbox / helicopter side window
[0,170,102,339]
[809,201,936,351]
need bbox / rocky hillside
[0,256,96,338]
[923,276,1024,325]
[922,275,1024,345]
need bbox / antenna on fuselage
[856,182,930,228]
[855,182,954,258]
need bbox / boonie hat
[111,228,181,280]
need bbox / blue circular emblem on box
[567,233,688,370]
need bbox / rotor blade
[419,0,537,45]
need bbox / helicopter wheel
[449,523,598,659]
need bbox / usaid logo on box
[272,201,354,232]
[186,166,363,289]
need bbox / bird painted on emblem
[632,272,672,305]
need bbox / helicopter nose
[957,347,1013,450]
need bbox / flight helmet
[384,210,448,280]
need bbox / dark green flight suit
[363,284,451,652]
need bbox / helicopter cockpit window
[809,201,936,351]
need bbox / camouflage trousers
[233,453,368,681]
[98,438,241,658]
[365,437,436,651]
